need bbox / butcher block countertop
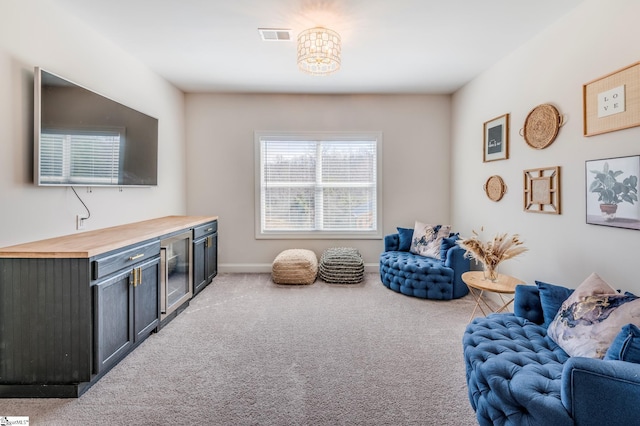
[0,215,218,259]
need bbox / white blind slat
[40,130,121,184]
[261,139,377,233]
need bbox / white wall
[0,0,186,247]
[186,93,451,271]
[451,0,640,291]
[7,0,630,289]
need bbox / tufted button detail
[379,250,467,300]
[464,314,572,425]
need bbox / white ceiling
[52,0,585,94]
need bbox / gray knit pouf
[319,247,364,284]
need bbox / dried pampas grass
[458,228,528,280]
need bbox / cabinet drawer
[193,221,217,240]
[93,240,160,280]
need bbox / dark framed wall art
[586,155,640,230]
[483,113,509,162]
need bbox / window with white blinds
[255,132,382,239]
[39,129,123,185]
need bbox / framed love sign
[583,62,640,136]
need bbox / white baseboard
[219,263,380,274]
[219,264,272,273]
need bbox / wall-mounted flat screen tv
[34,67,158,187]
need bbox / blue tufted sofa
[463,284,640,426]
[379,231,470,300]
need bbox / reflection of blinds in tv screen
[36,68,158,186]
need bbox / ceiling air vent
[258,28,293,41]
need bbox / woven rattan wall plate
[521,104,564,149]
[484,175,506,202]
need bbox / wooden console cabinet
[93,240,161,374]
[192,220,218,296]
[0,215,217,398]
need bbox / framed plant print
[523,166,561,214]
[586,155,640,230]
[483,114,509,162]
[583,62,640,136]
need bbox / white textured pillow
[409,222,451,259]
[547,272,640,359]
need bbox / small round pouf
[272,249,318,285]
[319,247,364,284]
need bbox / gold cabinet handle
[131,267,143,287]
[129,253,145,261]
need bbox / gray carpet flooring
[0,273,479,425]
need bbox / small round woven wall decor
[521,103,564,149]
[484,175,506,202]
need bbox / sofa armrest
[442,244,467,270]
[561,357,640,426]
[513,285,544,325]
[384,234,400,252]
[443,245,470,298]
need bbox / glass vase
[483,263,499,282]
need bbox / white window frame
[255,131,383,239]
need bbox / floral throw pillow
[409,222,451,259]
[409,222,437,256]
[424,225,451,259]
[547,272,640,359]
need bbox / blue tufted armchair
[463,285,640,426]
[379,231,470,300]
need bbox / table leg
[496,293,514,313]
[468,288,515,322]
[468,288,489,322]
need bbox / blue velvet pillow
[535,280,574,327]
[440,234,459,261]
[397,227,414,251]
[605,323,640,363]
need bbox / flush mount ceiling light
[297,27,341,76]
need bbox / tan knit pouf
[272,249,318,285]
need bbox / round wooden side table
[462,271,524,322]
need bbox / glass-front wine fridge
[160,231,192,320]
